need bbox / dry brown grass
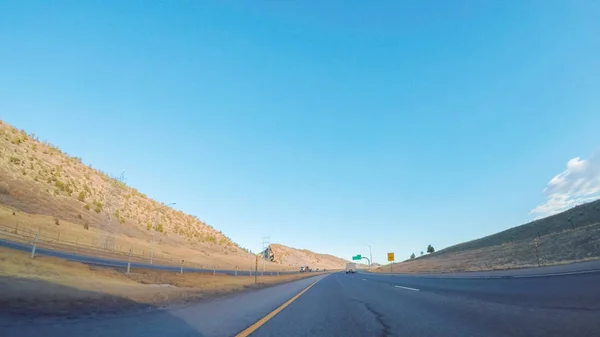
[0,204,289,271]
[375,222,600,273]
[0,246,326,317]
[0,120,244,252]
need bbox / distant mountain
[262,243,351,270]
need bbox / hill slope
[0,120,266,269]
[264,243,351,270]
[377,199,600,273]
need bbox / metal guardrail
[0,222,303,276]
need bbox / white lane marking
[512,269,600,278]
[395,285,420,291]
[362,278,367,281]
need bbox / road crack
[352,299,391,337]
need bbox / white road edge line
[512,269,600,278]
[362,278,367,281]
[395,285,420,291]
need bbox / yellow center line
[235,277,323,337]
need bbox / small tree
[157,223,164,233]
[410,253,416,259]
[427,244,435,254]
[420,251,424,256]
[77,191,86,202]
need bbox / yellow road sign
[387,252,395,261]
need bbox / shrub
[84,204,91,210]
[54,218,60,226]
[147,223,152,231]
[77,213,83,219]
[92,200,103,213]
[55,180,66,191]
[84,221,89,230]
[77,191,86,202]
[9,157,21,165]
[156,223,164,233]
[21,169,26,175]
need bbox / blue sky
[1,1,599,263]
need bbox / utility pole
[254,253,259,284]
[150,202,176,264]
[365,245,373,270]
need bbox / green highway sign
[352,254,362,261]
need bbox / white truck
[345,262,356,274]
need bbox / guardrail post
[126,247,132,274]
[180,266,183,275]
[213,266,216,276]
[57,231,60,242]
[235,266,238,276]
[31,229,40,258]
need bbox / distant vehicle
[345,262,356,274]
[300,266,305,272]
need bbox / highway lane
[252,271,600,337]
[1,269,599,336]
[0,274,328,337]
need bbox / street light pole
[150,202,176,264]
[365,245,372,269]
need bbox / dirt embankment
[0,247,326,319]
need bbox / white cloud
[530,153,600,218]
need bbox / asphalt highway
[1,269,599,336]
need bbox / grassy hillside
[0,120,241,249]
[376,199,600,273]
[435,199,600,256]
[0,119,270,271]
